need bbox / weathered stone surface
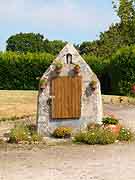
[37,43,103,135]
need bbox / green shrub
[0,52,54,90]
[98,128,117,145]
[31,133,42,142]
[118,127,134,141]
[53,60,63,69]
[26,124,37,134]
[110,46,135,96]
[87,122,102,131]
[84,46,135,96]
[2,45,135,95]
[102,117,119,125]
[83,55,110,77]
[83,55,111,94]
[8,124,42,143]
[74,128,117,145]
[52,127,72,138]
[74,131,87,143]
[8,124,30,143]
[83,129,100,145]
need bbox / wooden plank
[51,76,82,119]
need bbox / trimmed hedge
[110,46,135,96]
[0,52,54,90]
[83,55,110,76]
[1,46,135,96]
[0,52,109,90]
[84,46,135,96]
[83,55,111,94]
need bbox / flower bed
[8,124,42,144]
[74,116,134,145]
[74,126,134,145]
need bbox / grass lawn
[0,90,38,119]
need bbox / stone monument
[37,43,102,135]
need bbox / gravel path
[1,143,135,180]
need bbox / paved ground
[1,104,135,180]
[1,143,135,180]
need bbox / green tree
[44,39,66,55]
[113,0,135,44]
[79,41,99,56]
[6,33,45,53]
[110,45,135,95]
[79,24,122,58]
[79,0,135,58]
[113,0,135,24]
[6,33,66,55]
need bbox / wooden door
[51,76,82,119]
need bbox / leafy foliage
[39,79,48,86]
[52,127,72,138]
[2,0,135,95]
[78,0,135,58]
[53,60,63,69]
[118,127,134,141]
[74,124,134,145]
[6,33,66,55]
[110,45,135,95]
[83,55,110,76]
[6,33,45,53]
[8,124,42,144]
[8,124,30,143]
[0,52,54,90]
[44,39,66,55]
[87,122,102,131]
[79,25,122,58]
[102,117,119,125]
[74,128,117,145]
[83,45,135,96]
